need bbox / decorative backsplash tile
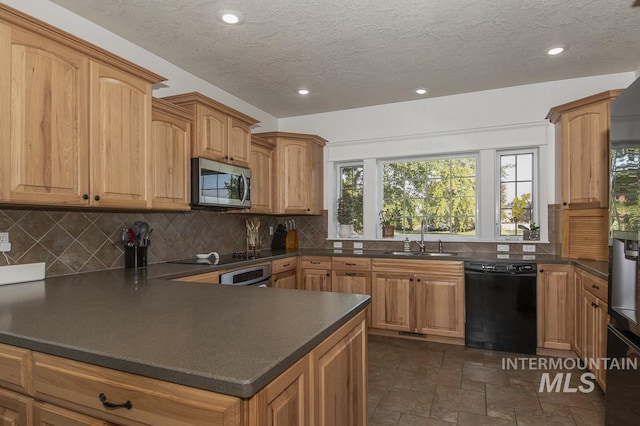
[0,205,561,278]
[0,208,328,277]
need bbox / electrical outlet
[333,241,343,248]
[522,245,536,253]
[353,242,363,249]
[0,232,8,244]
[497,244,510,252]
[0,242,10,252]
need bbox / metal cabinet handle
[592,284,600,290]
[539,269,544,273]
[98,393,132,410]
[94,195,100,201]
[310,261,320,265]
[345,262,356,266]
[416,278,421,282]
[283,263,290,267]
[82,194,89,200]
[344,272,356,276]
[409,277,414,282]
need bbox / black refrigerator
[607,75,640,425]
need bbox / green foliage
[382,158,476,235]
[339,166,364,232]
[337,196,355,224]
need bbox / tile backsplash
[0,204,560,278]
[0,207,329,277]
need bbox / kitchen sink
[384,251,457,257]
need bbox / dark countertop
[0,268,369,398]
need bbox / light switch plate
[497,244,510,252]
[353,242,363,249]
[333,241,343,248]
[522,245,536,253]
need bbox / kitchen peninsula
[0,264,369,426]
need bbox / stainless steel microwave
[191,158,251,209]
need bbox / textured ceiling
[50,0,640,117]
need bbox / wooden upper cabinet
[0,4,165,209]
[0,24,89,206]
[151,98,193,211]
[161,92,259,167]
[248,136,276,214]
[547,90,622,209]
[89,61,152,209]
[254,132,326,215]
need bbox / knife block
[125,246,147,269]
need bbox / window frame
[335,161,364,238]
[495,148,539,241]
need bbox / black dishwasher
[464,262,537,354]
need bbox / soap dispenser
[403,237,411,252]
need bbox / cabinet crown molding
[546,89,624,123]
[254,132,327,147]
[161,92,259,125]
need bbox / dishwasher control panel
[465,262,537,274]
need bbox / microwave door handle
[240,172,249,204]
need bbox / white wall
[2,0,279,132]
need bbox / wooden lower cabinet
[537,264,573,351]
[312,312,367,426]
[300,257,332,292]
[0,311,367,426]
[249,355,309,426]
[273,269,297,289]
[371,272,411,332]
[0,387,32,426]
[371,259,464,341]
[581,274,609,391]
[33,402,110,426]
[573,268,584,357]
[332,270,371,324]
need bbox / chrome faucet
[412,219,427,253]
[438,239,443,253]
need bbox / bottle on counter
[403,237,411,252]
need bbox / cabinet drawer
[332,257,371,271]
[300,256,332,269]
[272,257,297,274]
[0,343,33,395]
[33,352,243,426]
[372,258,463,275]
[583,272,608,302]
[172,271,220,284]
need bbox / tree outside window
[339,164,363,235]
[381,157,477,236]
[499,151,535,236]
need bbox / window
[381,156,477,236]
[338,164,363,235]
[498,150,536,237]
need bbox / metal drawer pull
[311,261,320,264]
[592,284,600,289]
[344,272,356,276]
[345,262,357,266]
[283,263,290,267]
[99,393,132,410]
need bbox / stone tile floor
[367,335,605,426]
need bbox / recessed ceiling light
[415,88,429,95]
[547,46,565,56]
[216,10,245,25]
[297,89,310,95]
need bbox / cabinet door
[249,355,309,426]
[33,401,108,426]
[595,299,608,391]
[302,269,331,292]
[0,25,89,206]
[89,61,151,209]
[537,264,573,350]
[562,100,610,207]
[581,290,598,365]
[274,269,297,289]
[277,140,311,214]
[332,271,371,325]
[0,387,32,426]
[249,142,275,214]
[573,268,583,357]
[227,118,251,167]
[151,102,191,210]
[371,273,411,331]
[414,274,464,338]
[195,105,227,161]
[312,313,366,426]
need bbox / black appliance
[607,76,640,426]
[464,261,537,354]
